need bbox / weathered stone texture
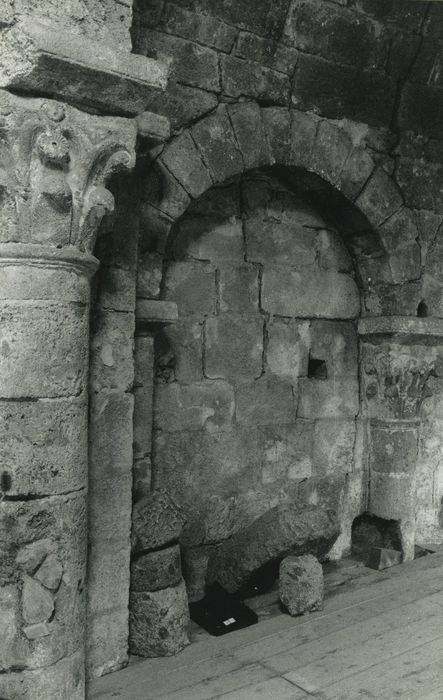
[131,545,182,592]
[132,490,185,553]
[129,581,191,657]
[279,554,324,616]
[207,504,339,593]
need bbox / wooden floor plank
[212,676,311,700]
[236,582,442,667]
[283,612,443,693]
[317,635,443,699]
[156,663,275,700]
[262,591,443,675]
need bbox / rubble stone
[279,554,324,616]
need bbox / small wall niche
[417,300,428,318]
[308,356,328,380]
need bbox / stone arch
[141,102,419,299]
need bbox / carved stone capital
[358,317,443,419]
[0,90,137,256]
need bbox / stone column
[359,317,443,561]
[0,91,136,699]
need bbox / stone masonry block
[191,105,244,184]
[156,320,204,384]
[370,424,418,475]
[339,146,375,201]
[153,427,262,528]
[204,316,263,381]
[262,269,360,319]
[235,378,296,426]
[0,19,168,116]
[0,301,88,399]
[260,422,313,484]
[228,101,270,170]
[245,218,317,267]
[292,52,395,127]
[142,30,220,93]
[86,606,129,680]
[0,395,87,497]
[313,419,356,475]
[279,554,324,616]
[289,109,319,170]
[160,4,238,52]
[154,380,234,433]
[161,131,212,199]
[129,581,191,657]
[172,215,244,263]
[311,120,354,188]
[0,650,85,700]
[298,378,359,419]
[310,320,358,378]
[317,229,353,272]
[89,311,135,393]
[163,261,216,317]
[144,160,191,221]
[132,490,185,553]
[266,318,310,385]
[235,32,299,75]
[137,251,163,299]
[131,545,182,592]
[207,504,339,593]
[219,265,259,314]
[355,167,403,228]
[221,55,290,106]
[262,107,291,165]
[369,472,415,520]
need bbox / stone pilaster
[0,90,136,699]
[359,317,443,561]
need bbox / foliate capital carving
[0,90,136,254]
[361,343,436,420]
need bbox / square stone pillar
[359,317,443,560]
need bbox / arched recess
[129,102,428,652]
[140,102,421,311]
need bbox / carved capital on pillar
[358,317,443,420]
[0,89,137,255]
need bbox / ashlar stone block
[262,268,360,319]
[219,264,260,315]
[172,216,244,264]
[298,378,359,419]
[204,316,263,381]
[309,320,358,379]
[266,318,310,382]
[245,218,317,266]
[163,261,216,317]
[154,380,235,433]
[279,554,324,616]
[260,422,314,484]
[313,419,356,475]
[235,378,296,426]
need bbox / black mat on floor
[190,583,258,636]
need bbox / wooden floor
[88,548,443,700]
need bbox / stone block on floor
[132,490,185,553]
[129,580,191,657]
[131,545,182,592]
[279,554,324,616]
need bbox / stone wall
[4,0,133,48]
[136,0,443,554]
[149,172,362,595]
